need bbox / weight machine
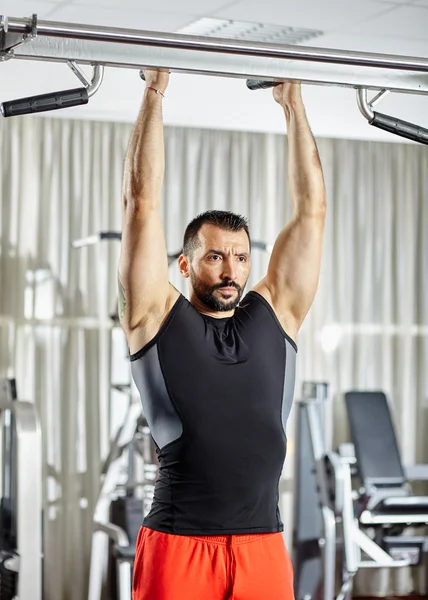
[0,378,42,600]
[0,14,428,143]
[294,382,428,600]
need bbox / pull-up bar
[1,14,428,143]
[2,14,428,93]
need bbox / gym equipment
[0,62,104,117]
[1,14,428,142]
[293,384,428,600]
[247,80,428,145]
[88,395,157,600]
[293,382,334,600]
[0,378,43,600]
[1,14,428,94]
[72,231,272,256]
[344,392,428,552]
[356,88,428,145]
[73,233,159,600]
[72,232,182,267]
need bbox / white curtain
[0,115,428,599]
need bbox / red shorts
[132,527,294,600]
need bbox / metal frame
[0,381,43,600]
[67,61,104,97]
[74,233,155,600]
[357,88,391,120]
[297,383,336,600]
[2,14,428,142]
[356,87,428,144]
[88,398,143,600]
[2,14,428,94]
[295,383,428,600]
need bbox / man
[118,69,326,600]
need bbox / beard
[190,271,246,312]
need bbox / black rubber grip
[246,79,281,90]
[100,232,121,241]
[0,87,89,117]
[370,111,428,145]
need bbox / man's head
[178,211,251,313]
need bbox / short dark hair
[183,210,251,257]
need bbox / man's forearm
[123,87,165,209]
[284,101,326,217]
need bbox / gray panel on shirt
[281,339,297,433]
[131,344,183,449]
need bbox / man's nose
[221,257,237,280]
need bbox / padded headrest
[344,391,405,487]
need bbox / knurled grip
[1,87,89,117]
[370,111,428,145]
[246,79,281,90]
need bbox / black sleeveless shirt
[130,291,297,536]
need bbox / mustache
[213,281,240,291]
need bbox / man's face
[185,224,251,312]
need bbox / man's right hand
[143,69,170,95]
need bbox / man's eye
[209,255,221,261]
[238,256,247,262]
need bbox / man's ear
[178,254,190,279]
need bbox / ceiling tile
[46,5,195,31]
[213,0,397,32]
[71,0,235,14]
[1,0,56,18]
[346,5,428,39]
[372,0,413,3]
[302,32,428,56]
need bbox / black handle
[370,111,428,146]
[246,79,282,91]
[100,232,122,241]
[0,87,89,117]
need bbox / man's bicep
[118,205,170,330]
[261,215,324,326]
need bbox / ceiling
[1,0,428,142]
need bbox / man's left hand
[272,81,303,110]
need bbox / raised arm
[253,83,326,340]
[118,70,179,352]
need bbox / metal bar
[3,16,428,73]
[117,561,132,600]
[93,522,130,547]
[301,385,337,600]
[67,60,91,86]
[341,463,360,574]
[0,400,43,600]
[87,64,104,97]
[2,16,428,94]
[369,89,390,108]
[360,512,428,525]
[13,401,43,600]
[353,528,410,567]
[357,89,374,120]
[71,234,101,248]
